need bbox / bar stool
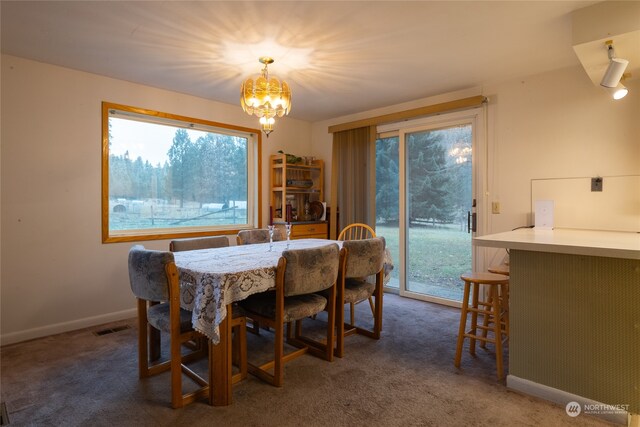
[483,263,510,342]
[488,263,509,276]
[454,272,510,380]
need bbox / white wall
[2,55,638,345]
[0,55,311,345]
[483,66,639,233]
[311,65,640,235]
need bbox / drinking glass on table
[267,225,275,252]
[285,223,292,249]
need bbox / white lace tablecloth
[174,239,337,343]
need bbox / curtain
[330,126,376,238]
[328,96,486,239]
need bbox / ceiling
[0,1,605,122]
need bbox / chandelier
[240,57,291,137]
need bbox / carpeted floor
[0,294,612,426]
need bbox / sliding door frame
[378,107,487,307]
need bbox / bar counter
[474,228,639,259]
[474,228,639,425]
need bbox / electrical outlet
[591,177,603,192]
[492,202,501,214]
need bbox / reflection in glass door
[375,136,400,289]
[404,124,472,303]
[376,120,475,305]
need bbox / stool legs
[454,273,509,380]
[480,282,509,349]
[454,281,471,368]
[469,281,480,355]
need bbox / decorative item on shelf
[286,203,293,223]
[277,150,302,164]
[285,194,295,210]
[286,179,313,188]
[309,201,325,221]
[303,200,311,221]
[240,57,291,137]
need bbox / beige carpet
[0,294,612,426]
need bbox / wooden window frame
[101,102,262,243]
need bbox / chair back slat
[237,228,284,245]
[128,245,174,302]
[342,237,386,278]
[338,223,375,241]
[281,243,340,296]
[170,236,229,252]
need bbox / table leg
[209,303,233,406]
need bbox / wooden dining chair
[337,223,377,323]
[128,245,210,408]
[169,236,247,382]
[236,228,284,245]
[239,243,340,387]
[335,237,386,358]
[169,235,229,251]
[338,223,376,241]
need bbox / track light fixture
[600,40,629,99]
[604,82,628,100]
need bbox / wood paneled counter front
[474,228,640,425]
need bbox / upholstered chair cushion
[241,291,328,323]
[343,278,376,304]
[128,245,174,302]
[237,228,284,245]
[170,236,229,251]
[147,303,194,334]
[342,237,386,279]
[383,253,394,284]
[282,243,340,296]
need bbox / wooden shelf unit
[270,153,327,239]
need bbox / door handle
[469,198,477,233]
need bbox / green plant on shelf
[277,150,302,164]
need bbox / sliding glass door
[376,109,484,306]
[404,124,472,302]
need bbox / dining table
[173,237,394,406]
[173,238,337,405]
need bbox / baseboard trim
[507,375,631,425]
[0,308,137,346]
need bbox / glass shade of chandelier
[240,57,291,137]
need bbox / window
[102,102,261,243]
